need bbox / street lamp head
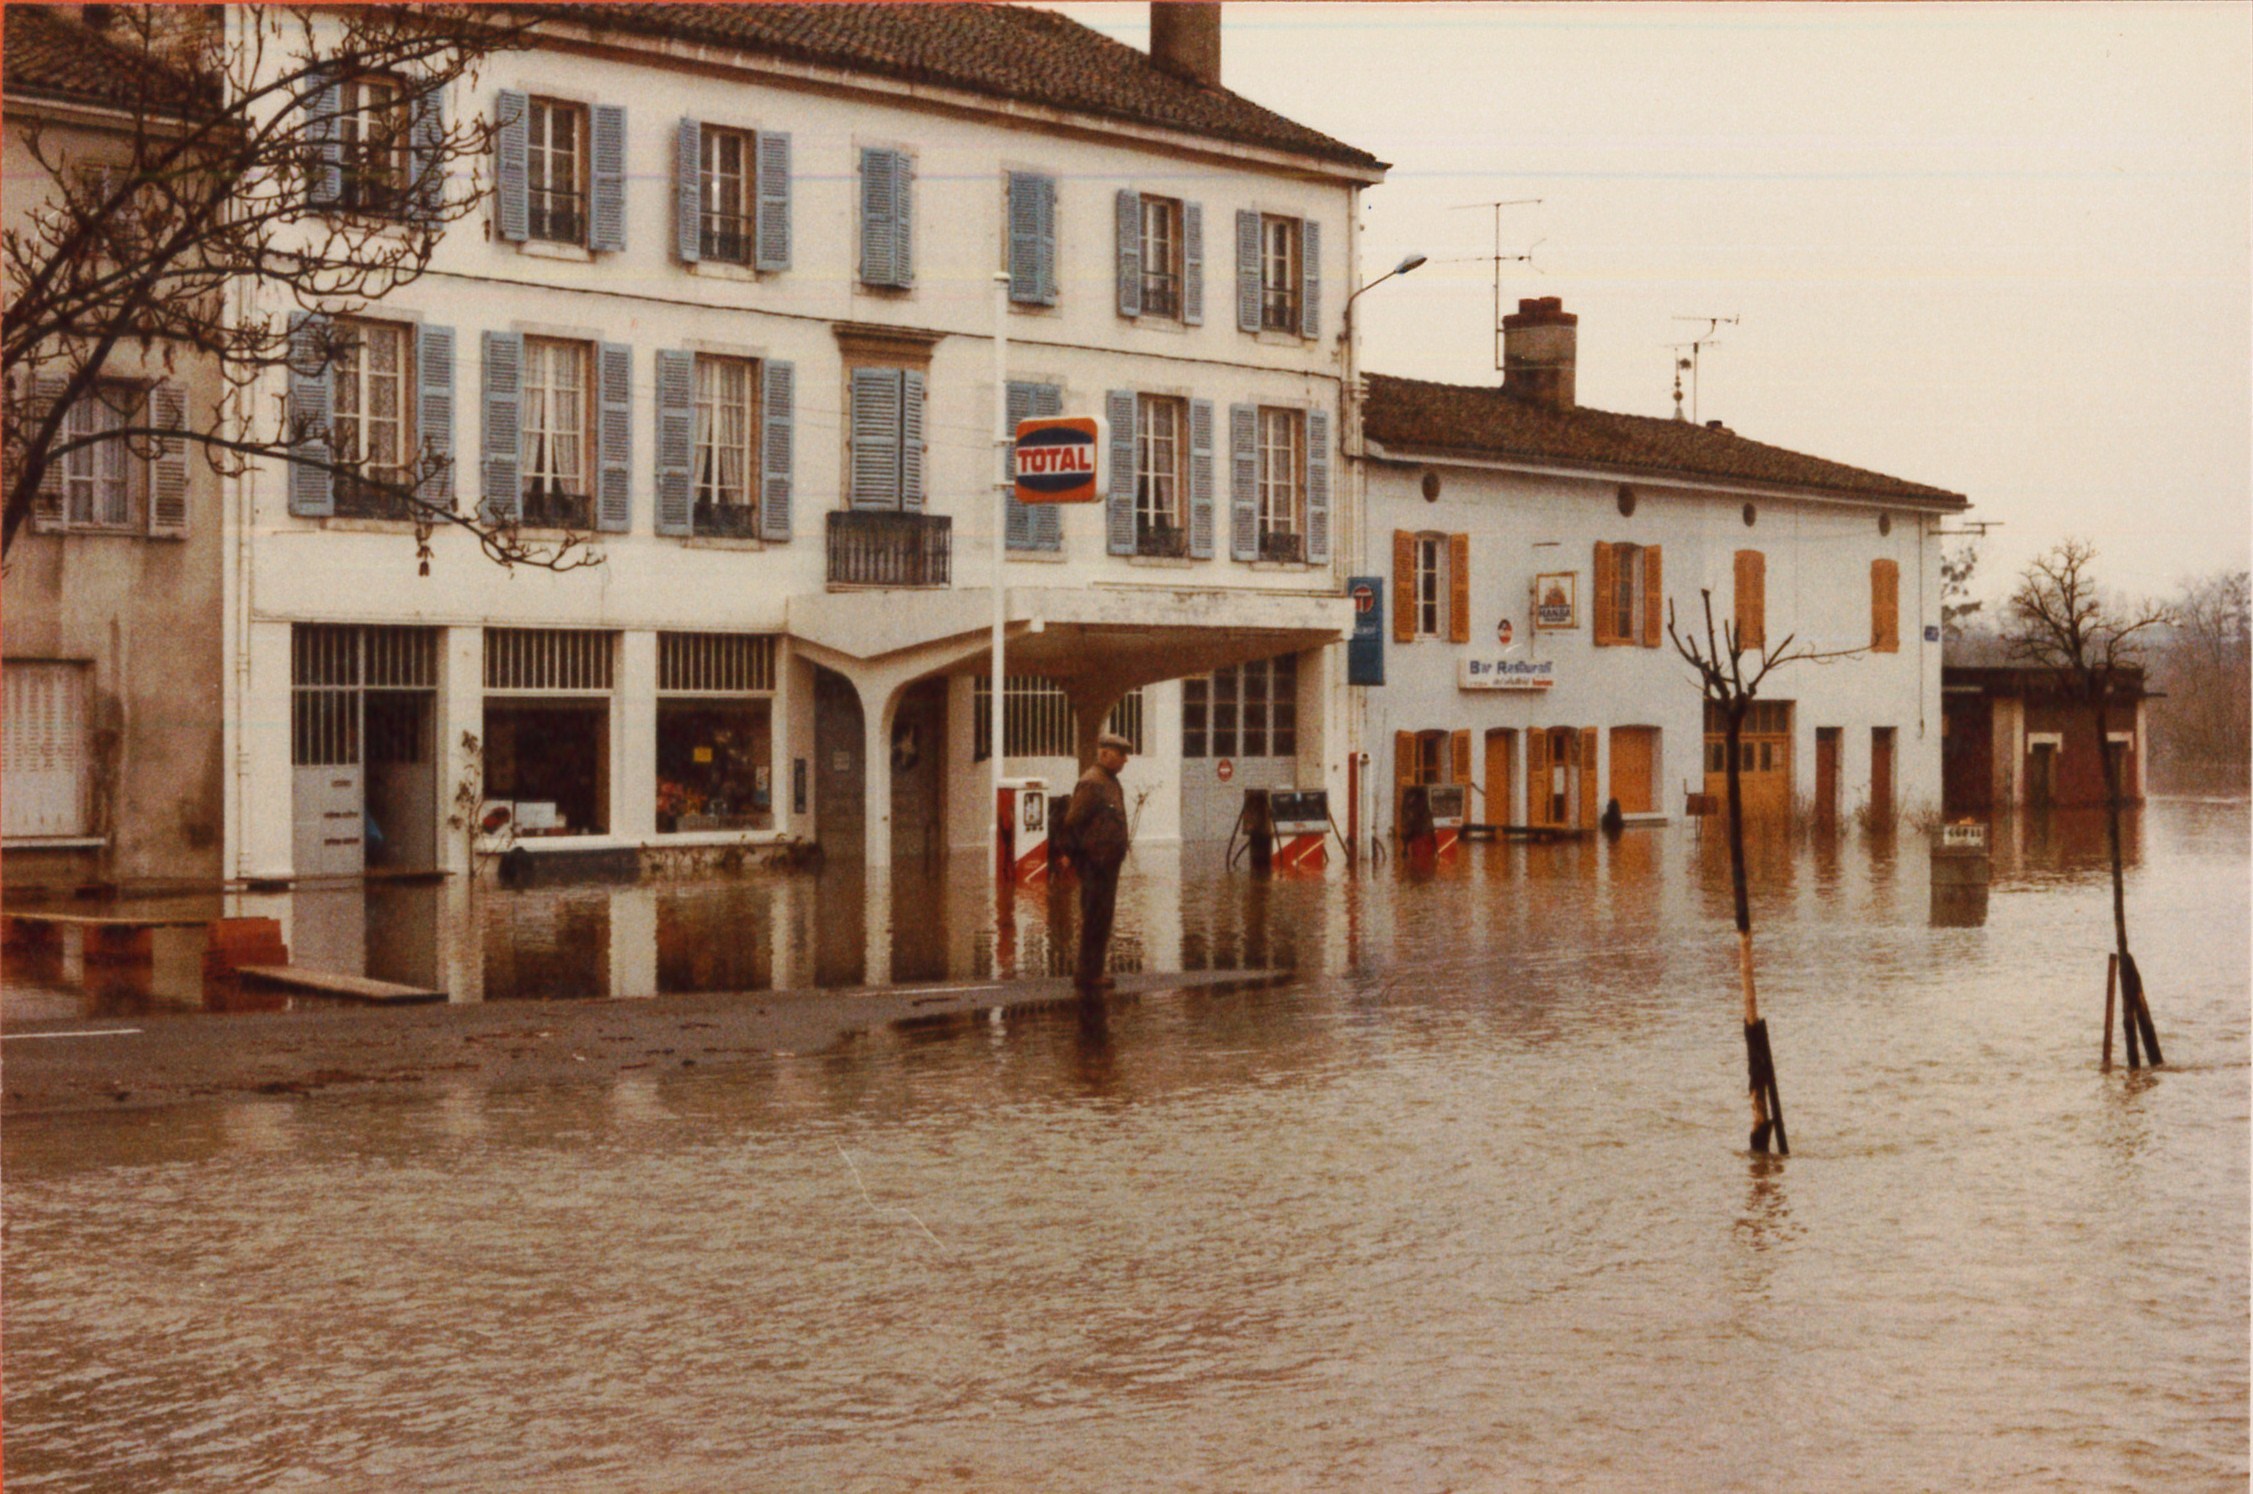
[1394,253,1428,276]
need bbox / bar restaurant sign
[1533,572,1578,630]
[1458,656,1556,690]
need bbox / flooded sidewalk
[5,803,2247,1491]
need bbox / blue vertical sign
[1348,576,1385,686]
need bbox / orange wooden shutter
[1448,532,1471,643]
[1580,727,1600,828]
[1393,531,1416,642]
[1527,728,1551,827]
[1592,542,1617,646]
[1642,544,1664,647]
[1394,730,1416,790]
[1735,549,1765,650]
[1872,558,1899,652]
[1450,728,1471,786]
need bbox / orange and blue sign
[1014,416,1100,504]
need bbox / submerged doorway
[291,625,440,879]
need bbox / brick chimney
[1502,296,1577,411]
[1150,4,1222,89]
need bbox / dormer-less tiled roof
[526,3,1385,173]
[1364,373,1967,509]
[2,6,214,117]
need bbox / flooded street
[5,803,2247,1491]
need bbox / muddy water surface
[5,804,2247,1490]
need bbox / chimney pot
[1502,298,1578,411]
[1150,4,1222,89]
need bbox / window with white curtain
[521,337,589,526]
[693,354,761,536]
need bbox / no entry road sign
[1014,416,1100,504]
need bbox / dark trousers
[1076,853,1123,984]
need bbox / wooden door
[1870,727,1895,821]
[1484,729,1515,826]
[1815,728,1841,824]
[1607,727,1655,815]
[1579,727,1600,829]
[1526,728,1552,828]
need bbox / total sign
[1015,416,1101,504]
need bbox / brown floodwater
[4,803,2247,1490]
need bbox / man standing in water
[1065,731,1134,992]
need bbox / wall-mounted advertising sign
[1533,572,1578,631]
[1347,576,1385,686]
[1458,656,1557,690]
[1014,416,1100,504]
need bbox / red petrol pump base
[1274,834,1328,871]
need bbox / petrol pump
[1426,783,1467,859]
[1268,790,1332,871]
[995,777,1051,883]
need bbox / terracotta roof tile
[2,6,213,117]
[528,3,1384,172]
[1364,373,1966,508]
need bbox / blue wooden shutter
[850,368,901,510]
[1008,173,1041,305]
[149,383,189,538]
[1115,189,1141,318]
[1300,219,1322,339]
[859,148,894,286]
[1105,389,1135,555]
[894,154,915,286]
[1004,380,1038,550]
[1036,175,1058,305]
[1235,210,1261,332]
[1306,406,1331,564]
[1031,382,1063,550]
[305,68,341,209]
[1188,398,1216,559]
[479,331,522,522]
[901,370,926,512]
[417,322,455,507]
[759,359,793,540]
[1228,402,1257,560]
[409,82,444,222]
[589,104,626,252]
[495,89,528,243]
[596,341,631,532]
[287,311,333,517]
[1183,202,1204,325]
[755,130,791,271]
[675,118,702,264]
[653,349,693,536]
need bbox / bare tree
[2146,569,2250,781]
[1940,541,1984,641]
[2004,539,2170,1067]
[3,6,589,571]
[1669,590,1867,1155]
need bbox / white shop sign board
[1458,657,1556,690]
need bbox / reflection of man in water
[1065,731,1134,992]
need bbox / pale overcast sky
[1054,2,2252,606]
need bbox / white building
[228,3,1387,883]
[1354,298,1969,840]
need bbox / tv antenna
[1666,314,1738,424]
[1449,199,1543,372]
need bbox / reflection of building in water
[1941,644,2150,815]
[1357,300,1967,847]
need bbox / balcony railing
[693,500,760,539]
[520,486,593,530]
[700,212,754,265]
[1259,530,1305,564]
[1136,522,1188,559]
[827,510,951,588]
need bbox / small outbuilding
[1941,637,2150,814]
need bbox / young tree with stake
[2,6,583,571]
[2004,539,2170,1068]
[1669,589,1866,1155]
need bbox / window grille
[659,632,777,694]
[291,625,436,766]
[973,677,1145,761]
[1182,655,1298,760]
[485,629,614,692]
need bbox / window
[1135,394,1186,554]
[1256,407,1305,560]
[657,634,777,833]
[332,319,416,518]
[3,662,89,839]
[1182,655,1297,760]
[1260,215,1302,332]
[1594,541,1662,648]
[973,678,1145,761]
[1139,196,1183,318]
[1871,558,1900,653]
[521,337,591,528]
[483,629,615,838]
[57,384,145,531]
[338,74,409,214]
[700,125,754,263]
[692,356,761,537]
[526,98,585,244]
[1415,533,1446,638]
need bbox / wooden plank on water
[233,965,446,1005]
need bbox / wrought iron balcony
[1136,522,1188,559]
[827,510,951,588]
[1259,530,1306,564]
[520,486,593,530]
[693,500,760,539]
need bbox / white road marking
[2,1028,144,1041]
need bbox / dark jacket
[1064,763,1130,862]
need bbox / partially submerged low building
[1941,638,2150,814]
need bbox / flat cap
[1097,731,1135,754]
